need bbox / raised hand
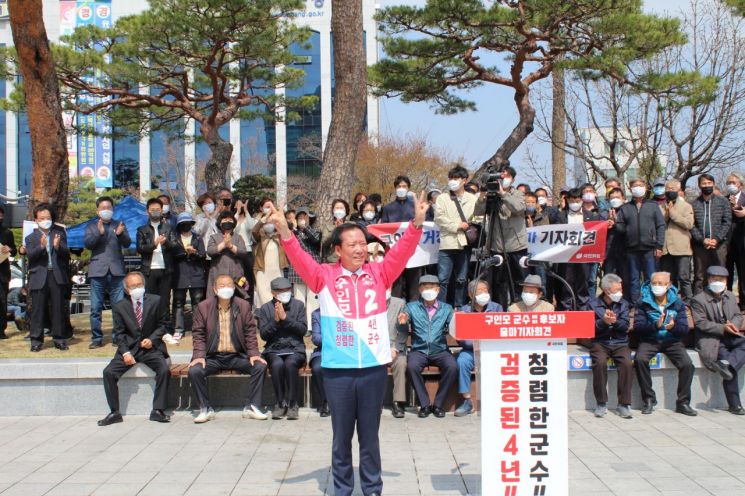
[267,203,291,239]
[412,191,428,227]
[98,218,105,235]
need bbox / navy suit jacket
[25,226,70,291]
[84,219,131,278]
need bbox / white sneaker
[194,408,215,424]
[242,404,268,420]
[163,334,178,345]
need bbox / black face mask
[222,198,232,207]
[701,186,714,196]
[665,191,678,202]
[178,224,192,233]
[221,222,235,232]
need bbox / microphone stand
[526,260,577,311]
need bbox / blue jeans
[437,249,470,308]
[627,251,658,306]
[90,273,125,344]
[457,350,474,394]
[7,305,25,320]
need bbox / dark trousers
[693,243,728,295]
[391,266,422,302]
[310,356,326,405]
[634,340,694,405]
[173,287,205,333]
[726,238,745,310]
[103,348,169,413]
[603,251,630,302]
[627,250,658,306]
[0,279,7,334]
[266,352,306,407]
[145,269,172,330]
[557,263,590,311]
[590,342,633,405]
[490,249,528,310]
[407,350,457,409]
[719,338,745,408]
[188,353,266,409]
[661,255,693,302]
[323,366,387,496]
[30,272,67,346]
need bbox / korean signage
[527,221,608,264]
[454,311,596,340]
[60,1,113,187]
[366,222,441,268]
[481,339,569,496]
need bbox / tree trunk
[9,0,69,220]
[476,89,535,180]
[551,64,566,198]
[316,0,367,230]
[201,124,234,192]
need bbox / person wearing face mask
[651,177,667,205]
[207,211,247,292]
[475,166,528,309]
[725,173,745,311]
[0,205,17,340]
[633,272,695,416]
[660,179,694,303]
[452,279,502,417]
[157,194,178,230]
[172,212,206,339]
[98,272,170,426]
[603,188,630,297]
[425,189,440,222]
[349,192,368,223]
[84,196,131,348]
[253,198,289,306]
[613,178,666,306]
[691,173,732,295]
[587,274,633,419]
[691,266,745,415]
[25,203,71,352]
[233,198,258,297]
[136,198,176,334]
[580,183,608,293]
[507,275,554,312]
[320,199,352,264]
[381,175,416,224]
[434,165,479,309]
[289,207,321,328]
[188,274,268,424]
[216,187,234,213]
[194,192,220,256]
[257,277,307,420]
[397,275,457,418]
[355,200,380,228]
[523,192,548,228]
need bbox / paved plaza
[0,407,743,495]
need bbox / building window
[113,134,139,190]
[150,129,185,203]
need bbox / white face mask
[651,285,667,297]
[568,202,582,212]
[276,291,292,304]
[263,207,271,215]
[421,289,439,302]
[363,211,376,221]
[129,287,146,300]
[502,178,513,189]
[609,198,624,209]
[608,291,623,303]
[709,281,726,294]
[631,186,647,198]
[537,196,547,206]
[38,220,53,230]
[162,205,170,214]
[474,293,490,306]
[447,179,461,192]
[99,209,113,221]
[297,220,307,228]
[521,292,538,307]
[203,202,215,214]
[263,223,275,234]
[727,184,740,195]
[333,209,346,220]
[396,187,408,199]
[216,287,235,300]
[582,193,596,203]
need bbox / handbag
[451,193,482,248]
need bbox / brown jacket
[251,221,289,273]
[662,197,694,256]
[191,296,260,359]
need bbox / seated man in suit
[691,266,745,415]
[98,272,171,426]
[188,274,268,423]
[399,275,457,418]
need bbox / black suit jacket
[112,294,169,358]
[25,226,70,291]
[0,226,17,285]
[136,222,176,275]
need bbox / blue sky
[376,0,691,179]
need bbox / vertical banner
[480,339,569,496]
[75,1,95,179]
[60,1,78,177]
[93,1,113,187]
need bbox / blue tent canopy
[66,195,147,250]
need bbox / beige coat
[476,189,528,253]
[434,191,479,250]
[507,300,555,312]
[662,198,694,256]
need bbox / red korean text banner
[527,221,608,264]
[453,311,596,340]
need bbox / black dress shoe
[30,345,42,352]
[89,342,104,349]
[319,402,330,417]
[432,406,446,418]
[54,342,69,351]
[97,412,123,426]
[418,406,431,418]
[0,332,8,340]
[675,403,698,416]
[149,409,170,423]
[714,360,735,381]
[641,399,656,415]
[391,402,405,418]
[729,406,745,416]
